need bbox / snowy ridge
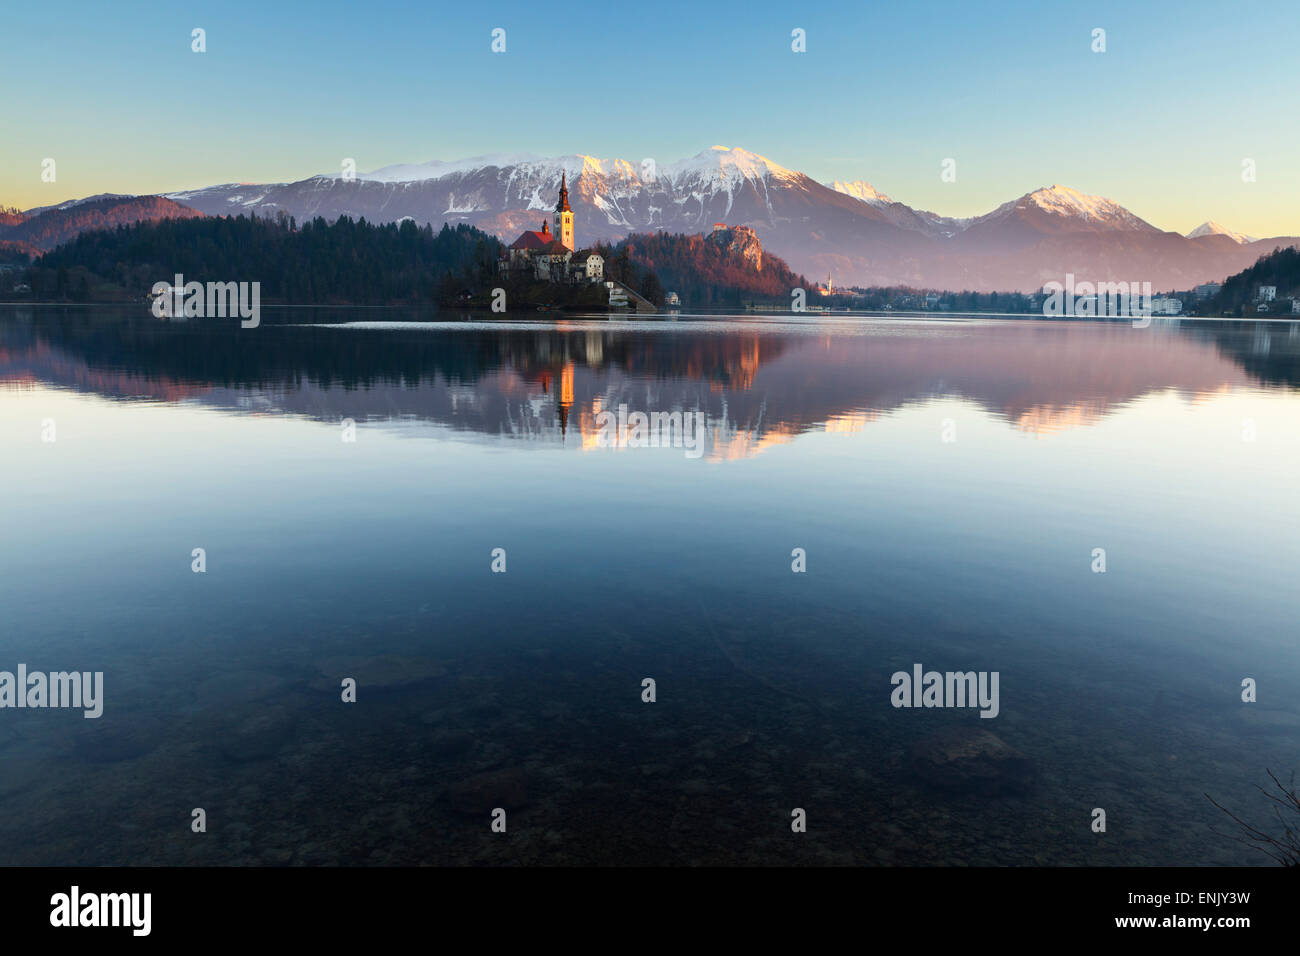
[22,193,135,215]
[166,149,1175,239]
[828,180,894,207]
[336,145,802,192]
[317,145,809,226]
[344,153,548,183]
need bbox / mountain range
[8,146,1297,292]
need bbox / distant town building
[1194,282,1222,298]
[1291,298,1300,314]
[1151,296,1182,315]
[665,291,681,307]
[1257,285,1277,302]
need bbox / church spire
[556,171,571,213]
[554,170,574,250]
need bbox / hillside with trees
[597,227,812,308]
[0,196,204,253]
[0,206,37,259]
[1208,245,1300,316]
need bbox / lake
[1,305,1298,865]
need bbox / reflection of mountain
[0,319,211,403]
[2,309,1295,460]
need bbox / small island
[453,173,657,313]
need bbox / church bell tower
[554,172,574,251]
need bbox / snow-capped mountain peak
[828,180,895,207]
[967,184,1156,233]
[1024,184,1143,225]
[1186,220,1256,244]
[662,146,801,187]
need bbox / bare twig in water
[1206,769,1300,867]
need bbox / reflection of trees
[1190,321,1300,389]
[8,312,786,396]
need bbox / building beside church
[499,173,604,284]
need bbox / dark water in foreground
[1,305,1298,865]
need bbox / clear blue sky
[3,0,1297,235]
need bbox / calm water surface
[2,305,1298,865]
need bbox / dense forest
[26,213,502,305]
[597,229,811,308]
[0,243,31,265]
[1208,245,1300,316]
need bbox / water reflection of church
[524,332,763,441]
[534,362,576,438]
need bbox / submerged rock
[910,726,1034,796]
[442,768,529,816]
[426,730,476,760]
[1236,708,1300,735]
[312,655,448,692]
[194,670,291,711]
[74,714,165,763]
[217,709,296,763]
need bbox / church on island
[499,173,605,284]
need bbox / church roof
[510,230,552,250]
